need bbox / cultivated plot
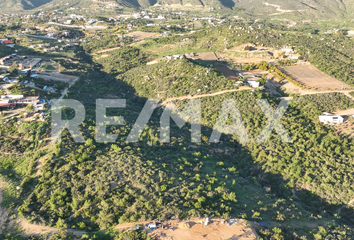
[281,65,352,90]
[214,66,238,80]
[125,31,158,41]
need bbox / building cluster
[192,17,225,26]
[0,37,15,48]
[0,54,42,76]
[238,72,262,88]
[0,95,40,109]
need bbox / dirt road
[0,108,22,120]
[95,46,121,54]
[263,2,297,13]
[160,86,252,106]
[58,76,80,100]
[17,218,86,236]
[298,90,354,100]
[335,108,354,116]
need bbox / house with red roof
[2,40,12,44]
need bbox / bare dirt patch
[186,52,218,61]
[36,73,79,83]
[221,43,282,64]
[223,50,274,64]
[214,66,238,80]
[17,218,86,237]
[151,218,258,240]
[265,78,283,97]
[334,117,354,138]
[335,108,354,116]
[147,59,161,65]
[280,65,352,91]
[0,84,13,95]
[125,31,157,41]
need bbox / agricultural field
[281,64,353,90]
[125,31,158,41]
[214,66,238,80]
[223,50,274,64]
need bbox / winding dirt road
[263,2,303,14]
[159,86,253,106]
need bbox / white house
[281,46,294,53]
[319,115,344,124]
[248,80,260,88]
[148,222,156,229]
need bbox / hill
[3,24,354,239]
[0,0,51,11]
[2,0,354,19]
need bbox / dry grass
[281,65,352,91]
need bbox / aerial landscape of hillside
[2,0,354,18]
[1,0,354,239]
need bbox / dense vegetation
[14,84,354,240]
[82,35,120,53]
[94,47,147,74]
[120,59,237,99]
[2,17,354,240]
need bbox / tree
[8,61,19,74]
[25,104,34,112]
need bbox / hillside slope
[0,0,50,11]
[1,0,354,18]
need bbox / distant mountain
[0,0,51,11]
[1,0,354,18]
